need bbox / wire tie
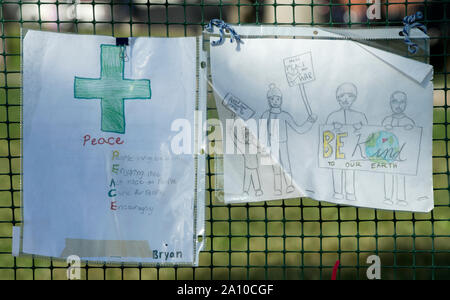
[205,19,243,47]
[402,11,427,54]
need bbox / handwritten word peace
[82,134,125,146]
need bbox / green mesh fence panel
[0,0,449,280]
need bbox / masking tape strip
[61,239,153,258]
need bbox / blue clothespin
[205,19,242,47]
[402,11,427,54]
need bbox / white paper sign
[284,52,315,86]
[211,35,433,212]
[22,30,205,264]
[223,93,255,120]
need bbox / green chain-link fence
[0,0,448,280]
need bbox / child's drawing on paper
[210,37,433,212]
[325,83,368,201]
[261,83,317,195]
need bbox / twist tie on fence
[205,19,242,47]
[402,11,427,54]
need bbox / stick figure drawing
[233,120,264,197]
[326,83,368,201]
[261,83,317,195]
[382,91,416,207]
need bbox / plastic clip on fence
[402,12,427,54]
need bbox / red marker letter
[83,134,91,146]
[110,201,117,210]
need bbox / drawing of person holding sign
[381,91,415,206]
[262,83,317,195]
[223,93,264,197]
[233,121,264,197]
[326,83,368,201]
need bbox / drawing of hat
[267,83,282,98]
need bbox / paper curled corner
[60,239,153,259]
[357,43,433,86]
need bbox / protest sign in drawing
[284,52,315,117]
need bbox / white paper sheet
[210,37,434,212]
[22,30,205,264]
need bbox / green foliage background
[0,0,448,280]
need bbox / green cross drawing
[74,44,151,134]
